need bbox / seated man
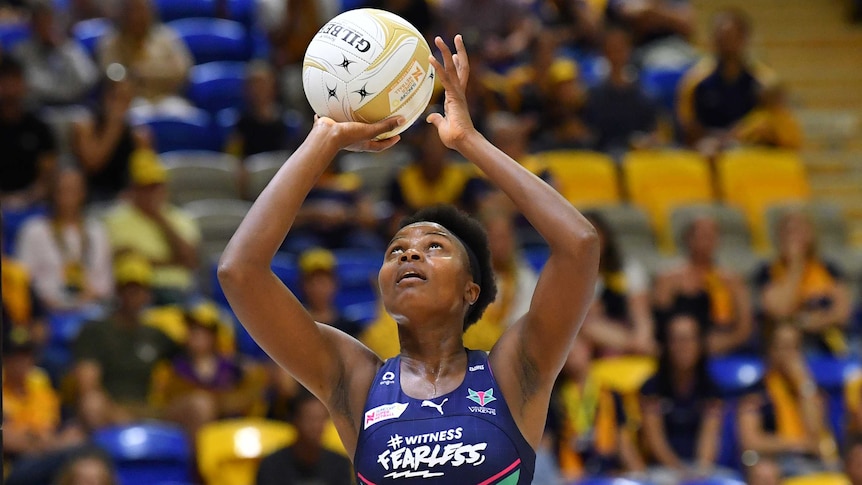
[104,152,201,305]
[256,390,353,485]
[71,254,179,425]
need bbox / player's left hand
[427,35,478,150]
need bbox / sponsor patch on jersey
[467,388,497,416]
[376,428,488,479]
[379,371,396,385]
[364,402,409,429]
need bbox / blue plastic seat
[187,61,246,114]
[807,355,861,392]
[708,355,765,397]
[571,478,655,485]
[72,18,113,57]
[226,0,256,27]
[169,18,251,64]
[130,106,218,153]
[0,22,30,50]
[523,246,550,272]
[640,64,692,112]
[333,249,382,308]
[93,422,192,485]
[680,478,745,485]
[154,0,215,22]
[343,301,378,326]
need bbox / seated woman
[150,301,267,436]
[755,209,852,355]
[551,338,645,481]
[653,215,754,355]
[15,168,113,312]
[640,313,725,484]
[737,323,839,478]
[581,211,655,356]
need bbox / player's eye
[389,246,404,255]
[429,242,443,250]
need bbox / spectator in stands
[731,81,804,150]
[11,1,98,107]
[677,8,775,155]
[653,215,754,355]
[437,0,536,68]
[228,61,294,161]
[386,123,473,234]
[368,0,434,38]
[15,168,113,312]
[3,327,84,461]
[755,209,852,355]
[0,56,57,206]
[282,161,382,254]
[744,459,782,485]
[257,391,353,485]
[605,0,697,69]
[104,152,201,305]
[551,338,645,481]
[151,301,266,436]
[737,323,839,477]
[71,253,179,425]
[53,448,118,485]
[1,237,48,346]
[97,0,193,110]
[581,212,655,356]
[72,71,153,203]
[297,248,364,338]
[264,362,301,423]
[533,0,602,51]
[504,32,579,117]
[531,58,592,151]
[462,209,539,351]
[583,26,661,157]
[847,435,862,485]
[640,313,724,483]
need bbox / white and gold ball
[302,8,435,139]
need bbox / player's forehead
[390,222,455,241]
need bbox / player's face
[379,222,475,325]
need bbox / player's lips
[396,265,427,284]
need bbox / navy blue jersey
[354,350,535,484]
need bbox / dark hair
[654,312,713,398]
[583,211,622,274]
[400,205,497,330]
[288,388,321,423]
[712,7,752,37]
[54,447,118,485]
[0,56,24,78]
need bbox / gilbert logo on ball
[302,8,435,139]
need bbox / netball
[301,8,435,139]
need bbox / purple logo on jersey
[467,388,496,407]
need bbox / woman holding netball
[219,35,599,484]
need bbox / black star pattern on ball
[326,85,338,100]
[338,56,355,72]
[353,84,373,101]
[429,72,434,79]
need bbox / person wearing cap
[104,152,201,305]
[71,253,179,423]
[151,301,266,436]
[3,327,84,461]
[298,248,363,339]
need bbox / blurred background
[1,0,861,484]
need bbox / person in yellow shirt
[104,152,201,305]
[731,82,803,150]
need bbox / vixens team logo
[466,388,497,415]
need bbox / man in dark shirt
[0,56,57,206]
[256,391,353,485]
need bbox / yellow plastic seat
[781,472,850,485]
[847,373,862,416]
[589,356,657,428]
[623,150,715,252]
[537,150,621,208]
[717,148,810,252]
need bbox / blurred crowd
[1,0,861,484]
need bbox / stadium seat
[670,204,762,278]
[93,422,192,485]
[169,18,252,64]
[130,106,219,153]
[589,205,663,274]
[332,249,383,308]
[523,246,550,272]
[717,148,811,252]
[537,150,621,208]
[0,21,29,50]
[708,355,765,397]
[680,478,745,485]
[226,0,257,27]
[780,472,850,485]
[187,61,246,114]
[571,478,653,485]
[72,18,113,57]
[184,198,252,260]
[640,64,692,112]
[161,151,239,205]
[808,355,862,392]
[42,306,106,382]
[623,149,715,253]
[340,149,412,202]
[153,0,214,22]
[196,418,294,485]
[343,300,378,326]
[245,150,293,199]
[590,356,657,394]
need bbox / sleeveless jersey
[354,350,535,484]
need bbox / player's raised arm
[427,35,599,446]
[217,116,402,438]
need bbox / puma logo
[420,398,448,415]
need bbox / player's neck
[398,324,467,378]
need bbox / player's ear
[464,281,480,307]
